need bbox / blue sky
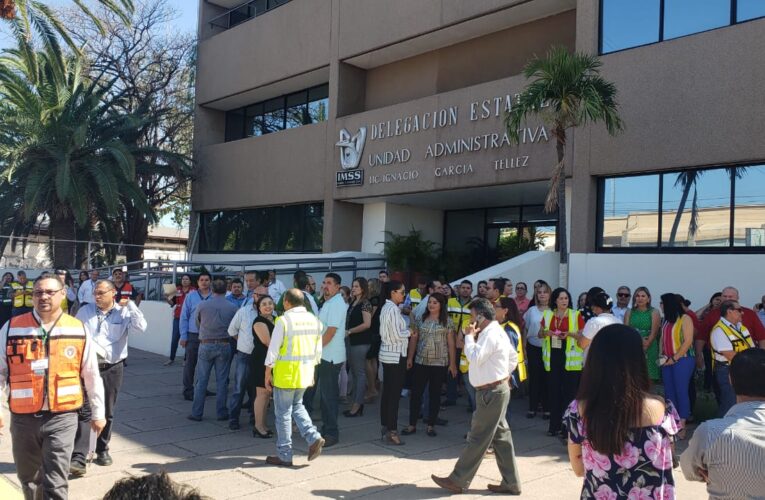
[0,0,198,49]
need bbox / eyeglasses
[33,289,62,297]
[617,293,631,298]
[515,286,526,291]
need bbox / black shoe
[526,411,536,419]
[187,415,202,422]
[94,452,112,466]
[217,415,229,421]
[229,421,240,430]
[434,417,448,426]
[253,428,274,439]
[323,436,339,448]
[70,462,86,478]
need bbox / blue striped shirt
[680,401,765,499]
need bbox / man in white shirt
[227,296,260,430]
[579,291,620,363]
[432,298,521,495]
[267,269,287,304]
[77,269,100,307]
[612,286,631,323]
[680,348,765,499]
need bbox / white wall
[129,300,179,357]
[570,253,765,310]
[453,250,560,290]
[360,202,444,254]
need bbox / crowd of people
[1,265,764,499]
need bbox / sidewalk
[0,349,708,499]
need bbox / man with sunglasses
[710,300,756,416]
[612,286,631,323]
[0,276,105,499]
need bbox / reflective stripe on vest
[503,321,527,382]
[541,309,583,372]
[273,311,322,389]
[409,290,423,306]
[447,297,471,333]
[11,282,34,308]
[6,312,85,414]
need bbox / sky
[0,0,199,49]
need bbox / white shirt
[227,304,258,354]
[76,302,147,364]
[523,306,545,347]
[612,305,629,323]
[379,300,410,364]
[268,279,287,304]
[77,279,96,304]
[680,401,765,500]
[710,318,745,362]
[463,320,517,387]
[581,312,620,362]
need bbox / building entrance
[444,204,557,278]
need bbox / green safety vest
[541,309,584,372]
[273,309,323,390]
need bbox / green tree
[506,46,623,285]
[0,40,152,267]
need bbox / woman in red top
[165,274,195,365]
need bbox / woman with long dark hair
[540,287,585,437]
[564,324,680,499]
[402,292,456,437]
[378,280,410,445]
[364,278,383,403]
[496,297,526,391]
[251,295,276,438]
[344,277,373,417]
[523,281,551,419]
[659,293,695,436]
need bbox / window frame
[599,0,765,55]
[596,162,765,254]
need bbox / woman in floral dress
[564,324,681,499]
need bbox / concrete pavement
[0,348,709,499]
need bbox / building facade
[193,0,765,303]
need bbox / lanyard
[37,312,64,346]
[97,308,114,335]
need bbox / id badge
[31,358,49,372]
[551,337,563,349]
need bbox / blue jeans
[228,351,254,424]
[170,318,181,361]
[192,343,232,419]
[273,387,322,462]
[715,364,736,417]
[661,356,695,419]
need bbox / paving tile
[182,470,269,499]
[67,470,132,500]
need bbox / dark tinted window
[601,0,660,53]
[225,108,245,142]
[199,203,324,253]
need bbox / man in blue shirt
[226,279,246,308]
[179,272,213,401]
[303,273,348,447]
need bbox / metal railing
[208,0,292,31]
[97,255,386,301]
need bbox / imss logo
[335,127,366,187]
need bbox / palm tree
[0,40,152,267]
[505,46,623,285]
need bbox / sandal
[253,428,273,439]
[385,431,405,445]
[401,426,417,435]
[426,426,437,437]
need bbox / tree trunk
[48,211,77,269]
[556,134,568,265]
[668,180,692,246]
[123,205,149,270]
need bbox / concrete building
[192,0,765,307]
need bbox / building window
[597,164,765,251]
[199,203,323,253]
[224,84,329,142]
[210,0,293,31]
[600,0,765,54]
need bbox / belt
[98,359,124,371]
[714,361,729,367]
[200,338,231,344]
[474,377,509,391]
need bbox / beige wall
[196,0,331,105]
[193,123,327,211]
[364,11,576,111]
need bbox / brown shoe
[431,475,463,494]
[487,484,521,495]
[308,437,325,461]
[265,456,293,467]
